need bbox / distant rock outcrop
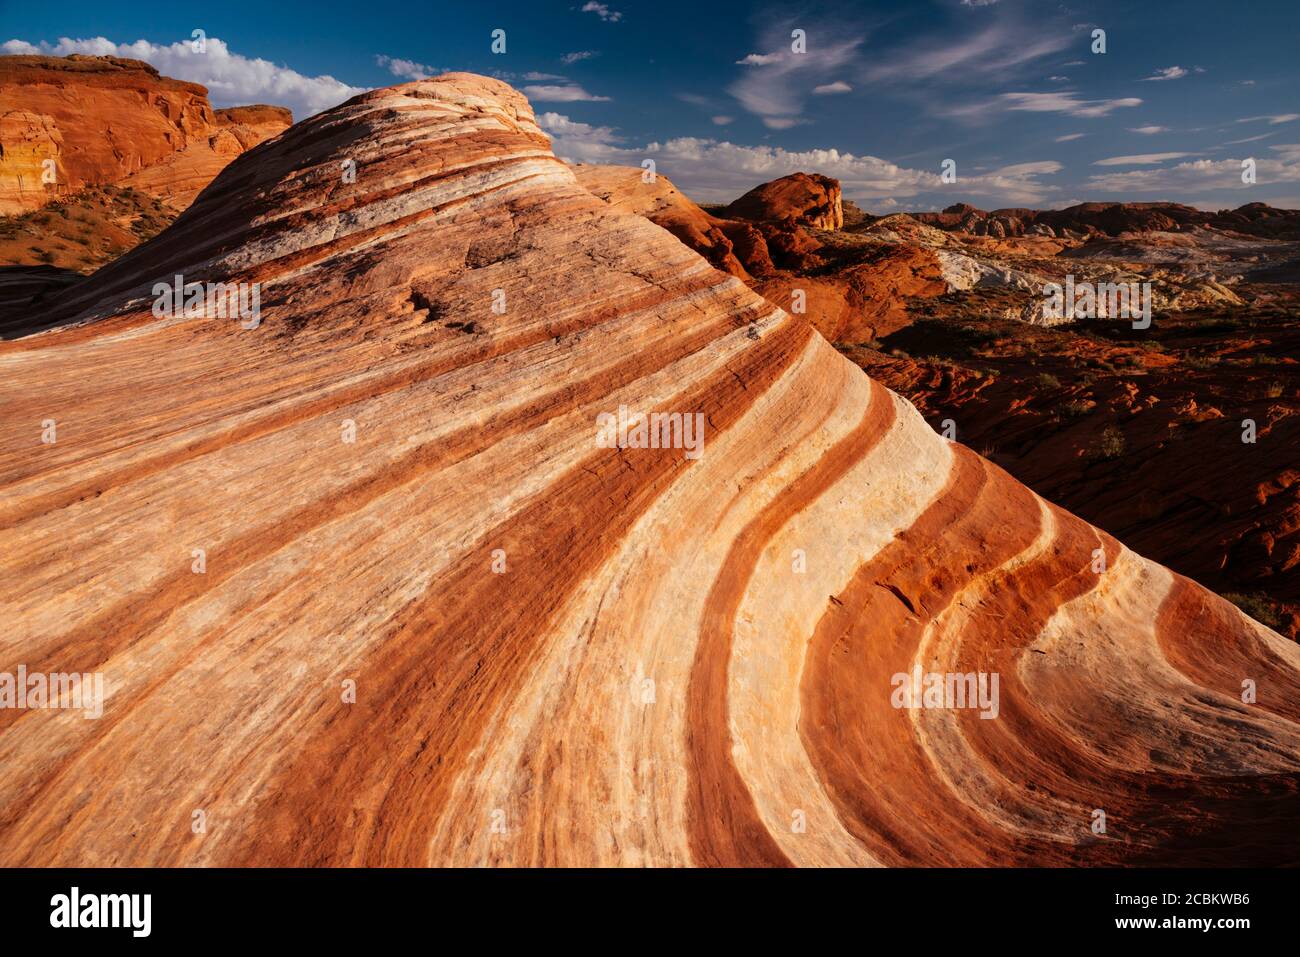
[915,200,1300,241]
[724,171,843,230]
[0,54,291,214]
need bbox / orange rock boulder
[724,171,843,231]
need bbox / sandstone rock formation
[2,74,1298,867]
[725,171,843,230]
[0,54,291,214]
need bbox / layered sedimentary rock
[0,54,291,214]
[2,74,1298,867]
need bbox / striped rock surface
[2,74,1298,867]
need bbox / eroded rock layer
[2,74,1298,867]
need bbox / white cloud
[521,83,610,102]
[711,116,734,126]
[1141,66,1188,82]
[1128,125,1169,135]
[3,36,365,118]
[1000,91,1142,118]
[1055,133,1085,142]
[561,51,599,65]
[1093,152,1197,166]
[727,26,863,129]
[863,22,1071,85]
[813,81,852,95]
[581,2,623,23]
[538,112,1061,206]
[375,55,439,81]
[1085,154,1300,194]
[1237,114,1300,125]
[1224,132,1276,145]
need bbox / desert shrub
[1036,373,1061,389]
[1090,425,1126,460]
[1266,382,1284,398]
[1062,398,1095,417]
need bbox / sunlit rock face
[1,74,1298,867]
[0,54,290,214]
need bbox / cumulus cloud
[3,36,365,118]
[813,81,852,94]
[537,112,1062,206]
[375,55,440,81]
[1085,153,1300,194]
[581,2,623,23]
[1141,66,1188,82]
[521,83,611,102]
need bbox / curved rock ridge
[2,74,1298,867]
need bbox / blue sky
[5,0,1299,210]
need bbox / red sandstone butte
[0,54,291,214]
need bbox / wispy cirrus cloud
[1129,125,1170,134]
[3,35,364,117]
[561,50,599,65]
[1092,152,1198,166]
[728,20,863,129]
[861,18,1073,85]
[1236,113,1300,125]
[999,91,1142,118]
